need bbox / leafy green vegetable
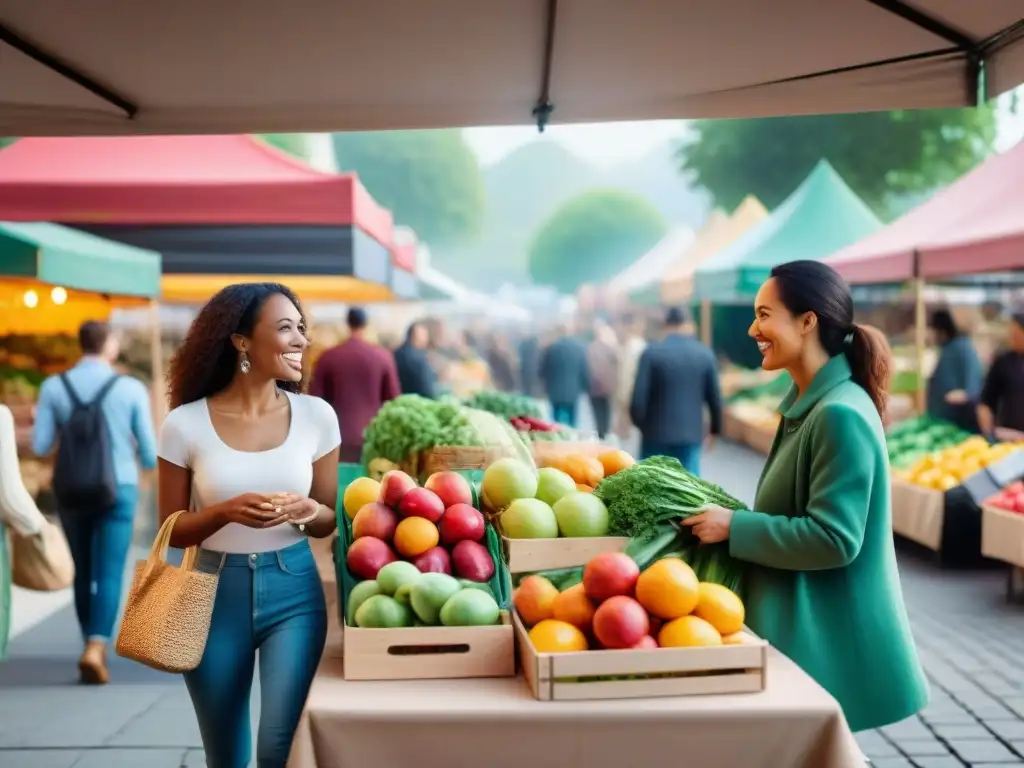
[594,456,745,539]
[463,389,545,421]
[361,395,483,467]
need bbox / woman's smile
[282,351,303,372]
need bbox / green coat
[729,354,929,732]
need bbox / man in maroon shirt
[310,308,400,463]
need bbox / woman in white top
[0,404,48,659]
[157,283,341,768]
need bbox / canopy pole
[912,254,927,416]
[700,298,712,347]
[0,23,138,118]
[149,300,165,429]
[532,0,558,132]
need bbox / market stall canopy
[160,274,394,305]
[827,139,1024,284]
[660,197,769,305]
[606,226,695,306]
[694,161,882,303]
[390,227,420,300]
[0,221,161,333]
[0,2,1020,135]
[0,135,396,293]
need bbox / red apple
[583,552,640,603]
[451,539,495,582]
[593,596,649,649]
[439,503,486,545]
[424,471,473,508]
[379,470,417,509]
[351,502,398,542]
[632,635,659,650]
[346,537,397,580]
[412,546,452,575]
[398,487,445,523]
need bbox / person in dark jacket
[394,322,437,398]
[518,333,541,397]
[630,307,722,475]
[310,308,400,463]
[539,325,589,428]
[926,308,983,431]
[978,304,1024,442]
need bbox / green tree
[332,130,485,247]
[528,189,667,293]
[257,134,313,163]
[679,107,998,218]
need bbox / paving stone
[884,718,934,740]
[861,739,901,758]
[911,759,966,768]
[69,749,186,768]
[947,739,1020,763]
[181,749,206,768]
[894,739,950,757]
[868,758,914,768]
[991,722,1024,740]
[972,764,1024,767]
[0,750,81,768]
[931,723,996,740]
[922,708,979,725]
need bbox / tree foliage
[331,130,485,247]
[679,107,998,218]
[528,189,667,293]
[258,134,313,163]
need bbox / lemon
[343,477,381,519]
[635,557,700,620]
[658,615,722,648]
[529,619,588,653]
[692,582,745,635]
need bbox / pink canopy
[0,135,394,247]
[827,140,1024,284]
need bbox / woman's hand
[268,493,323,526]
[945,389,969,404]
[216,493,290,529]
[682,504,734,544]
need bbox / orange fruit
[343,477,381,519]
[692,582,745,636]
[393,516,439,557]
[575,483,594,493]
[561,455,604,487]
[658,615,722,648]
[528,619,588,653]
[635,557,700,620]
[552,583,597,632]
[514,575,560,627]
[722,631,752,645]
[598,449,635,478]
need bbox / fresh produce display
[341,469,511,628]
[885,415,973,469]
[896,436,1023,491]
[986,481,1024,514]
[516,550,753,652]
[462,389,545,422]
[482,451,635,539]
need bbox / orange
[658,615,722,648]
[722,631,752,645]
[561,455,604,487]
[635,557,700,620]
[343,477,381,519]
[692,582,745,636]
[598,449,635,478]
[552,583,597,632]
[514,575,560,627]
[575,483,594,493]
[528,619,589,653]
[393,516,439,558]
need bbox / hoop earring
[239,352,251,374]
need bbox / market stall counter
[289,639,864,768]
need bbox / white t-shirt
[158,391,341,553]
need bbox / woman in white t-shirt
[157,283,341,768]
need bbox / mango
[439,588,501,627]
[346,580,382,627]
[410,573,462,625]
[354,595,413,628]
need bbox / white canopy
[0,1,1020,135]
[607,226,696,294]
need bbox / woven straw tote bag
[116,510,219,673]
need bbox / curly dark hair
[167,282,307,408]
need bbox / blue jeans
[641,441,702,476]
[187,541,327,768]
[551,401,578,428]
[59,483,138,642]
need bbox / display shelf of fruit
[982,484,1024,574]
[885,415,973,470]
[986,481,1024,515]
[480,453,636,572]
[338,470,516,680]
[462,389,545,422]
[513,551,766,701]
[894,436,1023,491]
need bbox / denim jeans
[187,540,327,768]
[59,483,138,642]
[640,441,702,476]
[551,401,578,428]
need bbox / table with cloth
[291,538,865,768]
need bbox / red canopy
[0,135,394,247]
[827,140,1024,284]
[391,226,418,273]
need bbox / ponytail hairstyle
[770,261,892,424]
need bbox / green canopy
[693,161,882,303]
[0,222,161,298]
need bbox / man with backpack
[32,320,157,684]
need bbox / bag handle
[142,510,201,580]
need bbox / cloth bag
[116,510,218,673]
[9,519,74,591]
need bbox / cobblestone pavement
[1,438,1023,767]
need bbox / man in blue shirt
[33,320,157,685]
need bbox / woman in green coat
[684,260,928,733]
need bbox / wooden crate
[343,612,515,681]
[502,535,630,573]
[982,505,1024,568]
[890,478,944,551]
[514,613,767,701]
[407,445,518,479]
[722,408,746,442]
